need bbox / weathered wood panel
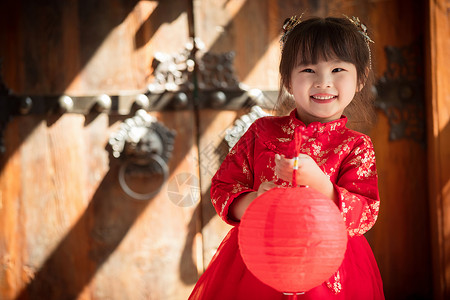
[0,0,190,94]
[0,1,198,300]
[0,112,198,300]
[368,1,432,299]
[426,0,450,298]
[197,110,238,267]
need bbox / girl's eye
[301,68,314,73]
[333,68,344,72]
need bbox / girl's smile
[310,93,338,103]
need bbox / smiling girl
[189,15,384,299]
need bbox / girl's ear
[357,82,364,92]
[357,67,370,92]
[284,82,292,95]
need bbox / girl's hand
[275,154,338,203]
[275,153,325,187]
[256,181,279,197]
[229,181,278,221]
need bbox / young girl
[189,15,384,299]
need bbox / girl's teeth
[312,95,335,100]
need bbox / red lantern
[238,186,348,294]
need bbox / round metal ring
[118,154,169,200]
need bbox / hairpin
[343,15,374,44]
[280,13,304,50]
[344,15,374,69]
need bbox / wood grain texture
[0,0,190,95]
[0,111,198,300]
[0,119,24,299]
[197,109,237,268]
[368,1,433,299]
[0,1,198,299]
[426,0,450,298]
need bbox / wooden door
[427,0,450,298]
[368,1,432,298]
[0,0,437,299]
[0,1,199,299]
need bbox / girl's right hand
[256,181,279,197]
[229,181,278,221]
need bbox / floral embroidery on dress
[326,271,342,294]
[334,137,355,154]
[282,124,294,135]
[339,188,378,237]
[220,201,227,217]
[347,146,376,180]
[231,182,247,194]
[277,137,291,143]
[311,143,322,156]
[242,163,252,180]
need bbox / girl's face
[289,58,359,124]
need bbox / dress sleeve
[334,135,380,237]
[210,122,258,225]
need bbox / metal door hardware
[109,109,176,200]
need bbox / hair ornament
[344,14,374,69]
[343,15,374,44]
[280,13,304,50]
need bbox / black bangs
[291,17,363,66]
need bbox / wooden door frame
[426,0,450,298]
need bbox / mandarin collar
[288,109,348,136]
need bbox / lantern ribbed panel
[238,187,347,293]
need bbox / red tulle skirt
[189,226,384,300]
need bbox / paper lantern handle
[292,128,302,187]
[292,156,299,186]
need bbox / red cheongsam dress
[189,109,385,299]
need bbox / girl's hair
[274,16,376,132]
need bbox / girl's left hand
[274,154,337,202]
